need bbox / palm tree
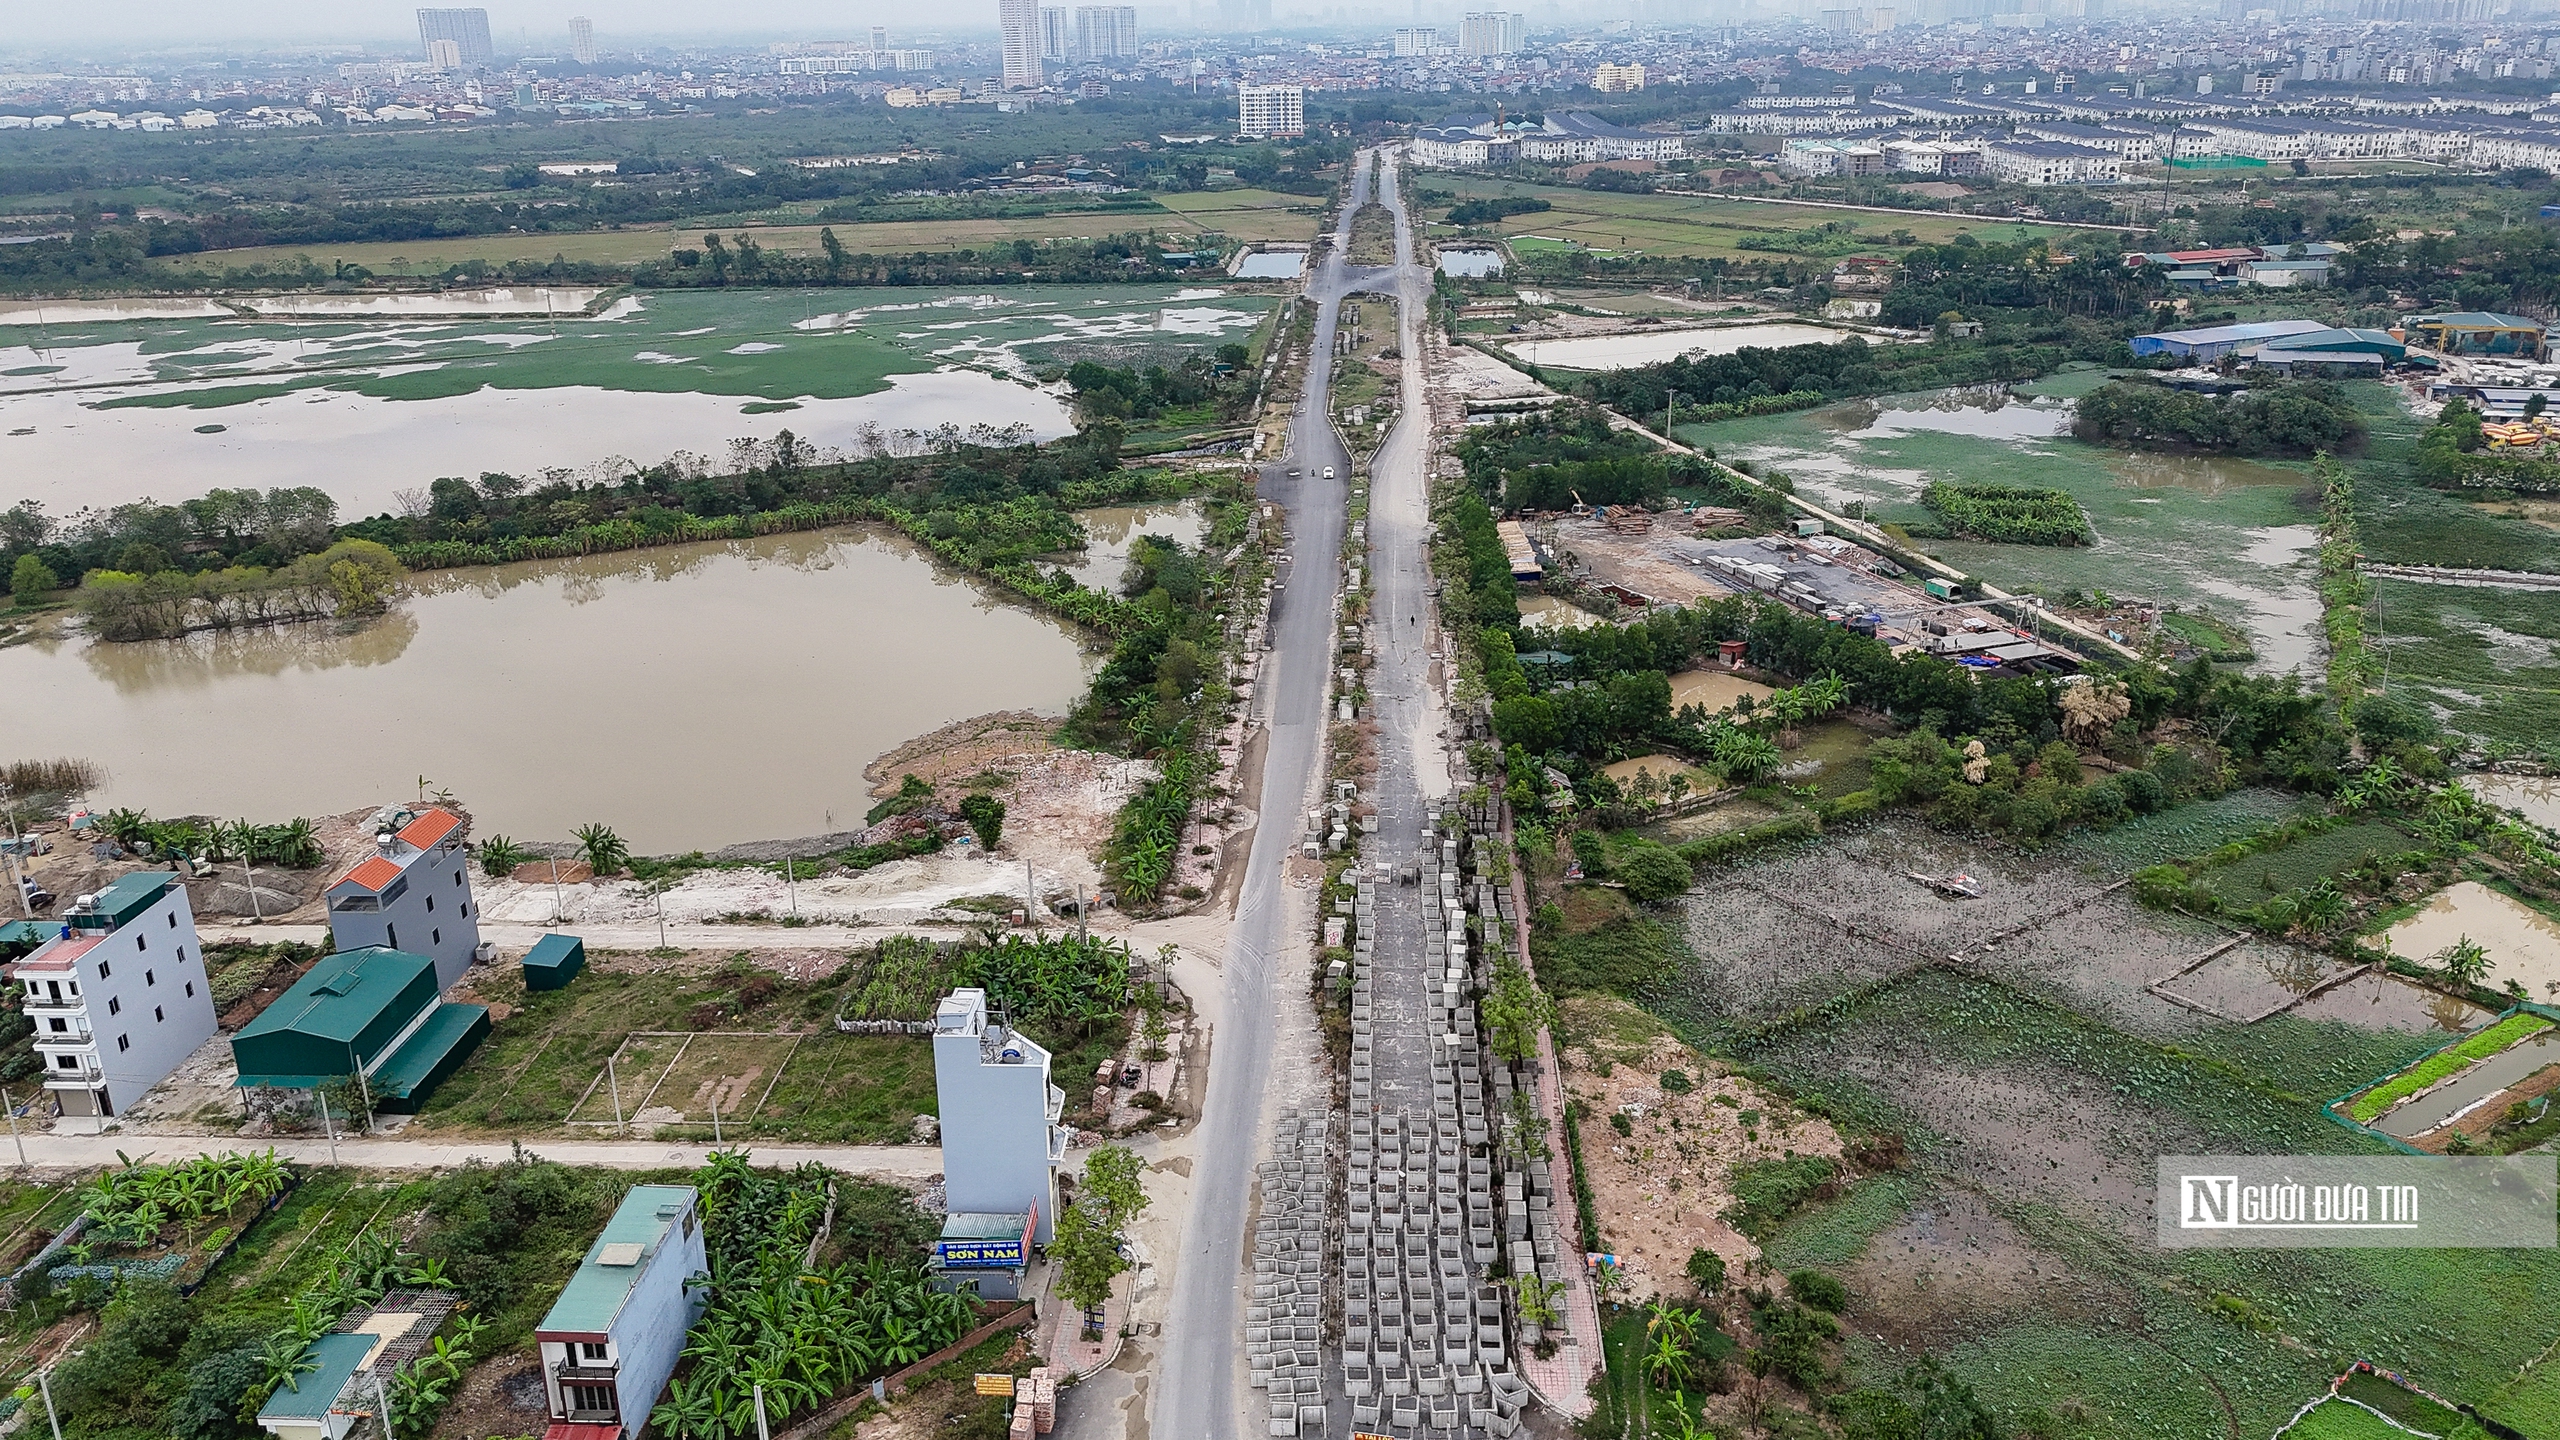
[1646,1328,1693,1387]
[575,823,631,876]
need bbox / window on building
[387,924,398,950]
[107,997,120,1016]
[154,1007,163,1023]
[186,982,195,998]
[135,934,145,951]
[54,1055,74,1070]
[455,870,464,886]
[565,1380,616,1418]
[167,913,176,928]
[98,960,109,978]
[432,929,440,948]
[426,893,434,913]
[117,1035,129,1052]
[579,1342,610,1363]
[46,1018,64,1033]
[144,970,155,987]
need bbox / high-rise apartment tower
[1000,0,1045,88]
[568,15,596,64]
[1459,12,1525,55]
[1075,5,1139,60]
[416,8,495,68]
[1041,7,1072,63]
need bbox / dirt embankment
[1560,996,1844,1302]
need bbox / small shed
[522,933,587,991]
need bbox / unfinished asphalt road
[1139,150,1369,1440]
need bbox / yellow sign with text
[974,1375,1016,1397]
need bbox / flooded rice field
[1681,385,2325,676]
[2469,772,2560,831]
[0,526,1098,852]
[2381,880,2560,1000]
[1435,248,1504,277]
[0,285,1266,516]
[1670,817,2451,1043]
[1503,322,1890,371]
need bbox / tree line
[2070,378,2367,457]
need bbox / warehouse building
[230,946,490,1112]
[2128,317,2328,363]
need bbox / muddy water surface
[1667,669,1774,713]
[2382,880,2560,1000]
[1062,499,1210,593]
[2469,773,2560,831]
[0,528,1097,852]
[1518,595,1605,631]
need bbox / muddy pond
[0,525,1104,853]
[1504,322,1891,371]
[1681,383,2326,676]
[0,285,1270,517]
[2381,880,2560,1002]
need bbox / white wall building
[1458,11,1525,56]
[1591,62,1645,93]
[568,16,596,65]
[16,872,219,1130]
[1780,137,1884,176]
[323,807,481,991]
[1239,83,1305,138]
[999,0,1043,90]
[933,988,1064,1243]
[1981,138,2120,185]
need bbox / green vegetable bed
[2348,1012,2552,1123]
[1917,480,2092,546]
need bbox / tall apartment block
[416,8,495,68]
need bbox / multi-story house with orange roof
[324,807,482,990]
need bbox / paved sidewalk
[0,1131,944,1177]
[197,920,964,953]
[1031,1248,1133,1379]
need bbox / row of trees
[1066,349,1257,427]
[2069,378,2368,457]
[74,539,404,642]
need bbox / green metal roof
[538,1185,697,1337]
[257,1333,373,1422]
[237,948,434,1046]
[524,933,583,969]
[69,872,173,931]
[2416,311,2544,330]
[370,1004,490,1100]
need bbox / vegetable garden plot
[1670,884,1919,1026]
[568,1032,688,1125]
[570,1032,803,1126]
[752,1033,938,1143]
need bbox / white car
[1323,465,1337,480]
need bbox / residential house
[230,946,490,1112]
[934,987,1064,1244]
[1980,138,2120,185]
[255,1290,460,1440]
[11,872,218,1129]
[1778,137,1884,176]
[534,1184,709,1438]
[324,807,480,990]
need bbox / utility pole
[0,1088,23,1169]
[550,855,564,924]
[784,856,796,917]
[608,1053,625,1135]
[37,1367,61,1440]
[242,849,263,925]
[656,885,668,951]
[317,1087,338,1165]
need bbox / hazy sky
[6,1,1003,50]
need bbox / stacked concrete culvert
[1250,1109,1332,1437]
[1337,824,1534,1437]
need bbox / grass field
[157,188,1319,278]
[1421,177,2017,260]
[2486,1353,2560,1434]
[416,962,937,1141]
[2191,821,2427,906]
